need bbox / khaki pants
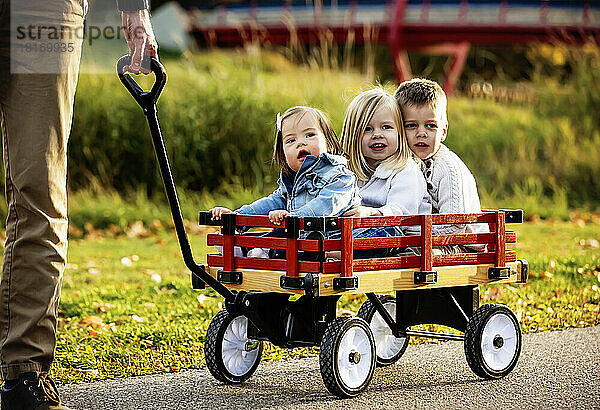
[0,0,86,380]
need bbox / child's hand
[209,207,233,220]
[342,206,382,217]
[269,210,290,225]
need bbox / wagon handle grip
[116,54,166,112]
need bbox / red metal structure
[190,0,600,93]
[204,211,520,279]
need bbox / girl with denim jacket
[210,106,360,257]
[338,88,431,258]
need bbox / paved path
[61,326,600,409]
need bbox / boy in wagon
[394,78,488,253]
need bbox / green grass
[31,218,598,383]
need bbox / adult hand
[342,206,382,218]
[209,207,233,220]
[269,210,290,225]
[121,9,158,74]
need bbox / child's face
[360,105,399,168]
[402,104,447,160]
[282,112,328,173]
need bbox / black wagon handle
[115,55,235,303]
[116,54,166,111]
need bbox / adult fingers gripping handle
[116,55,166,111]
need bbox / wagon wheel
[319,317,376,398]
[357,295,409,367]
[204,309,263,384]
[464,304,522,379]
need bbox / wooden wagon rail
[200,209,526,296]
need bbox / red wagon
[118,56,528,398]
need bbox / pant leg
[0,0,85,380]
[352,226,404,259]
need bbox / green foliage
[68,45,599,215]
[0,45,597,224]
[67,51,362,196]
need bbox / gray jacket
[424,144,488,236]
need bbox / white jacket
[358,158,431,235]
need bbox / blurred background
[7,0,600,232]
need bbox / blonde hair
[393,78,448,124]
[340,88,412,181]
[273,106,342,177]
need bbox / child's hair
[340,87,412,181]
[393,78,448,124]
[273,106,343,176]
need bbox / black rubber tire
[204,309,263,384]
[357,295,409,367]
[319,317,376,398]
[464,303,522,379]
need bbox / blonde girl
[340,88,431,256]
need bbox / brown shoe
[1,372,71,410]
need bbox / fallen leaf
[485,286,505,301]
[336,309,354,317]
[579,239,599,249]
[92,302,115,313]
[106,224,121,237]
[150,220,164,230]
[72,368,99,375]
[68,225,83,237]
[85,229,105,240]
[78,315,105,329]
[126,221,149,238]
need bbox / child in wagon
[337,87,431,258]
[209,106,360,258]
[394,78,488,253]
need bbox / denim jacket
[236,153,360,218]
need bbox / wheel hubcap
[348,351,361,364]
[337,325,372,389]
[493,335,504,349]
[481,312,518,371]
[222,316,260,376]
